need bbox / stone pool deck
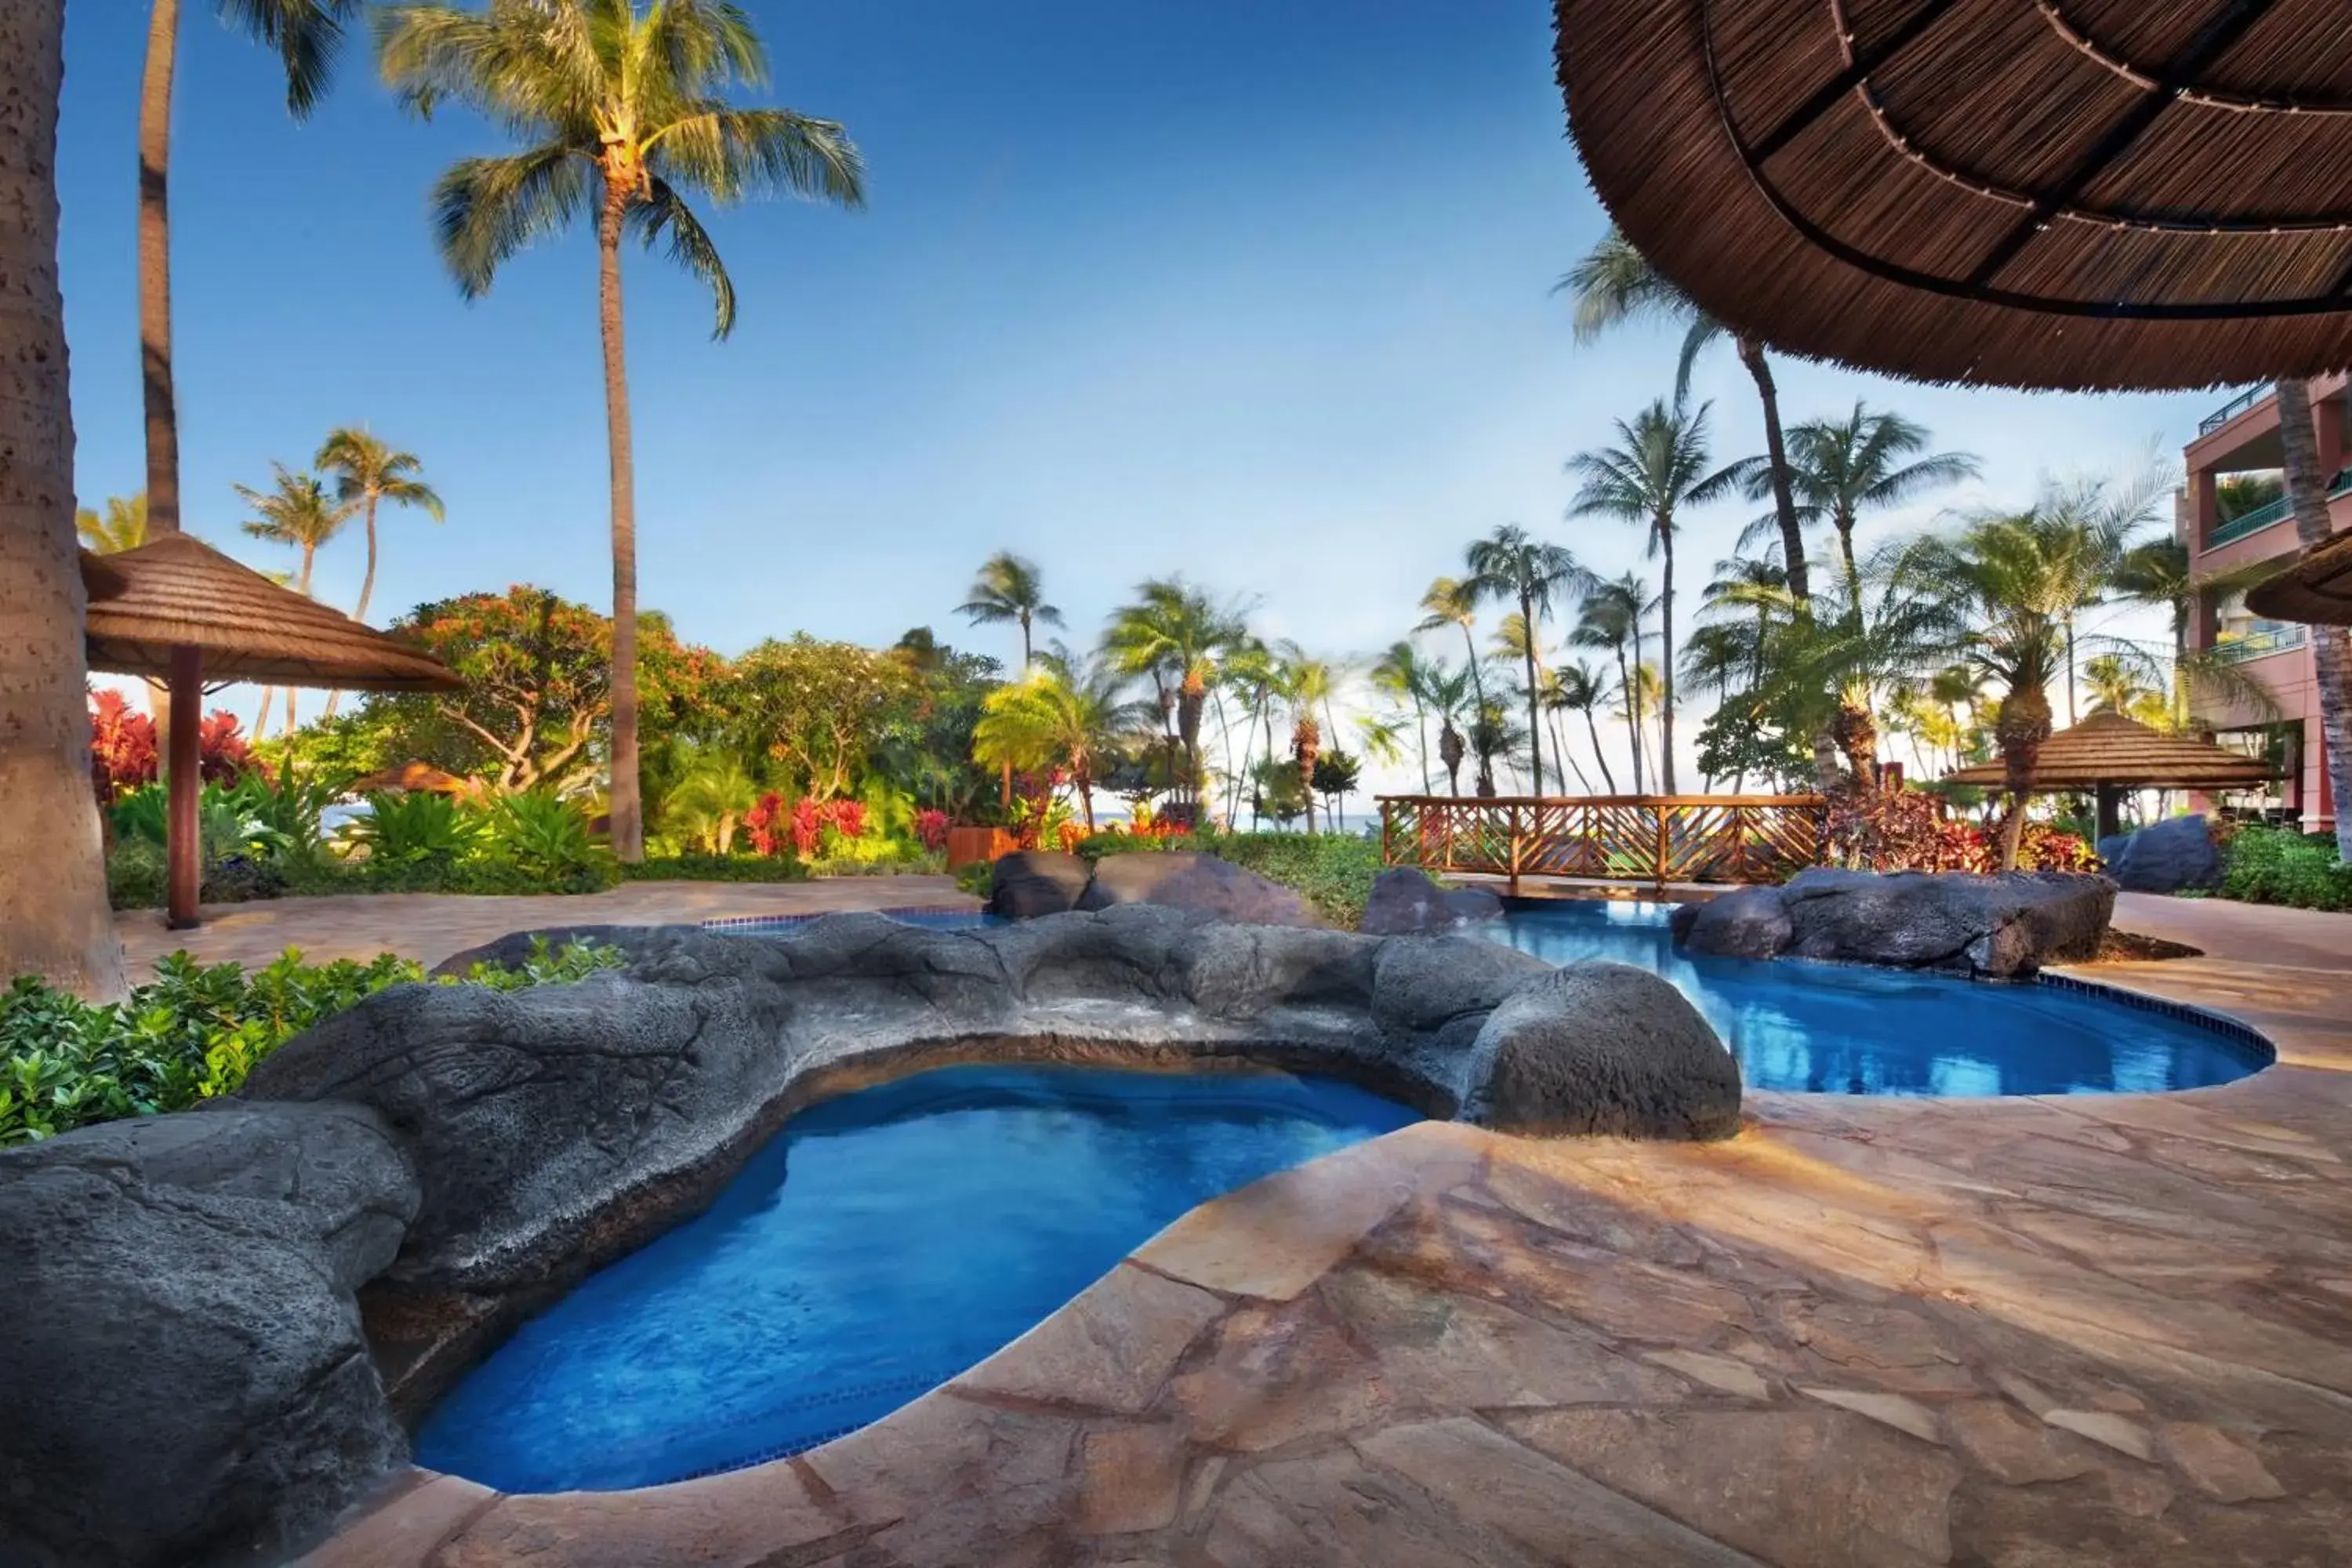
[304,896,2352,1567]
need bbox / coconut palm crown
[957,551,1062,668]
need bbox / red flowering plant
[1824,783,2100,874]
[89,690,158,801]
[914,808,951,853]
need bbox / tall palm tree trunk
[1,0,125,996]
[252,687,274,740]
[1519,592,1544,794]
[599,182,644,862]
[1737,335,1807,605]
[1581,706,1617,793]
[2276,376,2352,859]
[281,542,318,735]
[1411,694,1429,793]
[324,492,382,719]
[1835,516,1863,608]
[1658,538,1679,793]
[138,0,182,537]
[1616,642,1644,793]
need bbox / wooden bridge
[1376,794,1828,891]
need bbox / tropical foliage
[1,938,621,1145]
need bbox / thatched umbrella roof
[1554,0,2352,390]
[80,533,458,691]
[2245,529,2352,625]
[1940,711,2276,790]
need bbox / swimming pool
[413,1063,1415,1493]
[711,901,2269,1097]
[1490,900,2267,1096]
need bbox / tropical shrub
[619,853,810,884]
[0,938,622,1145]
[346,789,478,869]
[2220,826,2352,912]
[481,790,612,885]
[915,808,952,853]
[86,693,257,801]
[1824,786,2096,875]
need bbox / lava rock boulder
[1469,961,1741,1138]
[1076,851,1327,927]
[0,1102,419,1568]
[1674,868,2114,978]
[1359,866,1505,935]
[2102,814,2224,895]
[987,850,1094,918]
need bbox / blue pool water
[1490,900,2267,1096]
[413,1065,1416,1493]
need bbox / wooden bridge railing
[1377,794,1828,889]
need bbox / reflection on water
[1489,900,2266,1097]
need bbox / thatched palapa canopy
[81,532,459,929]
[1941,710,2275,836]
[82,532,457,691]
[1555,0,2352,390]
[2245,529,2352,625]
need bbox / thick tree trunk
[1737,335,1809,606]
[0,0,126,996]
[598,191,644,861]
[2276,376,2352,859]
[138,0,181,536]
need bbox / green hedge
[1079,831,1386,927]
[2221,826,2352,912]
[2,938,620,1146]
[620,853,811,884]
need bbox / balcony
[2205,466,2352,549]
[2198,385,2273,435]
[2214,625,2308,662]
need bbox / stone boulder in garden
[987,849,1094,918]
[2102,814,2224,895]
[0,1103,418,1568]
[1359,866,1504,935]
[1674,868,2114,978]
[1468,961,1741,1138]
[1076,851,1327,927]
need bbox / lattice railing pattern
[1378,795,1825,886]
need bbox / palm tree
[1898,512,2114,866]
[378,0,865,862]
[972,654,1144,832]
[1415,575,1494,793]
[1277,643,1336,833]
[1567,400,1743,793]
[1551,659,1617,793]
[1370,640,1432,792]
[2273,377,2352,859]
[235,463,357,735]
[2107,536,2280,731]
[1101,578,1241,818]
[1464,524,1588,798]
[1559,227,1811,608]
[2,0,124,997]
[1573,576,1653,792]
[139,0,361,538]
[957,550,1062,669]
[660,749,757,854]
[1422,663,1473,796]
[1752,405,1980,606]
[75,494,149,554]
[316,426,442,717]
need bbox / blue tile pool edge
[701,906,984,931]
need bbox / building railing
[1377,794,1828,889]
[2214,625,2308,662]
[2205,466,2352,549]
[2198,385,2273,435]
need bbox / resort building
[2179,373,2345,833]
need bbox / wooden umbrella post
[165,644,201,928]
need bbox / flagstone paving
[302,896,2352,1567]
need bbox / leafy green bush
[954,859,995,898]
[480,790,614,884]
[2220,826,2352,912]
[347,790,479,868]
[1,938,622,1146]
[804,850,947,877]
[1077,830,1385,926]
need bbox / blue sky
[60,1,2216,783]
